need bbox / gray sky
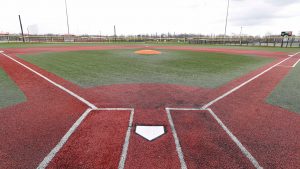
[1,0,299,36]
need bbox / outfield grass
[267,64,300,114]
[19,49,272,88]
[0,68,26,108]
[1,42,299,53]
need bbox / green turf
[0,68,26,108]
[267,64,300,114]
[19,49,273,88]
[212,45,300,53]
[1,42,299,53]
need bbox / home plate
[135,125,165,141]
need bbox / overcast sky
[1,0,299,36]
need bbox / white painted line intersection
[3,49,298,169]
[0,52,97,109]
[36,108,135,169]
[202,51,300,109]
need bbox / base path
[0,51,88,169]
[209,66,300,168]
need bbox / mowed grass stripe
[267,64,300,114]
[0,68,26,108]
[19,49,273,88]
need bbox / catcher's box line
[202,51,300,109]
[166,107,263,169]
[0,51,97,109]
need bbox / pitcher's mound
[134,50,161,55]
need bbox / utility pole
[27,27,30,42]
[64,0,70,34]
[239,26,243,45]
[224,0,230,44]
[18,15,25,43]
[99,31,101,42]
[114,25,117,42]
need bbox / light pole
[64,0,70,34]
[224,0,230,44]
[114,25,117,42]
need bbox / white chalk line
[37,108,93,169]
[94,108,136,169]
[276,65,293,68]
[166,52,299,168]
[165,108,188,169]
[206,108,262,169]
[276,57,300,68]
[166,107,263,169]
[117,108,134,169]
[292,58,300,67]
[2,49,297,168]
[202,51,300,109]
[0,51,97,109]
[37,108,134,169]
[0,51,135,168]
[289,51,300,57]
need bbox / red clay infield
[48,110,131,168]
[0,45,299,169]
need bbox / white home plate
[135,125,165,141]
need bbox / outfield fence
[0,34,299,48]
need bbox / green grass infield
[19,49,273,88]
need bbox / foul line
[202,51,300,109]
[206,108,262,169]
[0,51,97,109]
[166,107,263,169]
[292,58,300,67]
[276,58,300,68]
[37,108,134,169]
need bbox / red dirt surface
[171,110,254,168]
[48,110,131,168]
[277,55,300,67]
[0,52,88,169]
[0,45,299,169]
[210,66,300,168]
[125,108,182,169]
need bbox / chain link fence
[1,34,299,48]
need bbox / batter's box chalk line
[166,107,263,169]
[37,108,134,169]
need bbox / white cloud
[0,0,299,36]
